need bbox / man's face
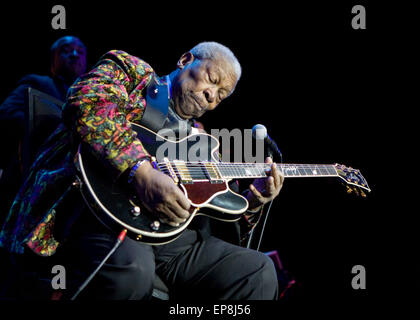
[52,38,87,82]
[172,53,237,119]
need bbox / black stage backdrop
[0,0,415,314]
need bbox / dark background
[0,0,414,310]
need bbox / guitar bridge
[162,158,179,184]
[171,160,193,184]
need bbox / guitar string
[155,162,339,176]
[157,165,338,174]
[157,167,338,178]
[157,167,341,181]
[156,163,337,171]
[178,165,333,169]
[154,163,356,182]
[156,165,338,171]
[156,162,338,167]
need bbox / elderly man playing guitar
[0,42,283,300]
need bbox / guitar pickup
[202,162,223,183]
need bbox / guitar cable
[253,152,283,252]
[70,229,128,300]
[256,200,273,252]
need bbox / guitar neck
[158,160,339,182]
[215,163,338,179]
[156,160,370,193]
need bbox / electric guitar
[76,123,371,244]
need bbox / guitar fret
[297,167,306,176]
[303,167,313,175]
[257,164,267,177]
[319,165,328,176]
[252,164,259,177]
[327,166,337,175]
[235,165,242,178]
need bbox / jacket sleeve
[63,50,154,178]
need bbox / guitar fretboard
[215,163,338,179]
[157,161,338,182]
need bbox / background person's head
[170,42,241,120]
[50,36,87,84]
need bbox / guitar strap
[140,75,170,132]
[140,74,194,138]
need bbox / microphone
[252,124,283,161]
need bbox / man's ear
[177,52,195,69]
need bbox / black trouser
[20,211,279,300]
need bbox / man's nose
[203,88,216,103]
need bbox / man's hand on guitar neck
[246,157,284,213]
[133,161,191,226]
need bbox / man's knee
[74,238,156,300]
[246,251,279,299]
[102,240,156,300]
[259,253,279,298]
[103,257,155,300]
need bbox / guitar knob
[130,206,141,216]
[150,220,160,231]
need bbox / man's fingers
[269,163,279,186]
[265,176,276,195]
[172,188,191,220]
[174,188,191,211]
[170,201,190,220]
[279,171,285,187]
[271,163,284,190]
[250,184,265,202]
[160,207,183,226]
[264,158,282,189]
[160,216,181,227]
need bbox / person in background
[0,36,87,219]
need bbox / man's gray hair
[189,42,242,82]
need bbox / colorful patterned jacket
[0,50,260,257]
[0,50,154,256]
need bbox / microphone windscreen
[252,124,267,140]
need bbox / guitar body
[77,124,248,244]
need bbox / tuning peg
[346,185,353,194]
[360,190,367,198]
[352,187,360,196]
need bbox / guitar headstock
[334,164,371,197]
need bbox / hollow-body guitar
[76,124,370,244]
